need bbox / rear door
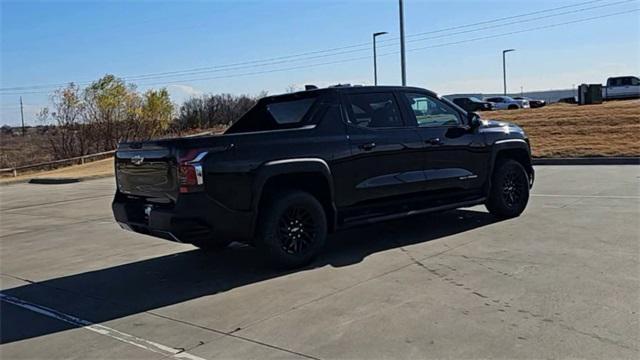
[339,90,425,207]
[399,91,489,196]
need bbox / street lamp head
[373,31,388,37]
[503,48,516,53]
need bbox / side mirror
[468,112,481,129]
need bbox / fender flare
[251,158,337,231]
[485,139,533,193]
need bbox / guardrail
[0,131,217,178]
[0,150,116,177]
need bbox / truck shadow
[1,209,501,344]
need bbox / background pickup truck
[113,85,534,268]
[604,76,640,100]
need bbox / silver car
[484,96,530,110]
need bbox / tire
[257,190,327,269]
[485,159,530,218]
[508,104,519,110]
[191,239,232,252]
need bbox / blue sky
[1,0,639,126]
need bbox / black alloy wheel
[277,206,317,255]
[501,169,525,209]
[485,159,530,218]
[258,190,327,268]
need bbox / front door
[399,91,490,196]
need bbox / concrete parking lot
[0,165,638,359]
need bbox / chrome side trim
[495,139,527,145]
[265,157,329,169]
[231,125,316,136]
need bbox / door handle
[358,142,377,151]
[425,138,443,146]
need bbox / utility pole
[399,0,406,86]
[19,96,25,136]
[502,49,515,95]
[373,32,387,86]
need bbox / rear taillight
[177,151,207,193]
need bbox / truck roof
[267,85,439,100]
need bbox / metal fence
[0,131,216,178]
[0,150,116,177]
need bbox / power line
[7,8,638,95]
[403,8,640,54]
[128,9,639,87]
[403,0,608,39]
[96,0,639,83]
[1,0,627,93]
[404,0,635,44]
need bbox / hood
[478,119,526,135]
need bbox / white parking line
[532,194,639,199]
[0,293,206,360]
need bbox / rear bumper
[112,192,255,244]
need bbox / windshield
[226,93,318,133]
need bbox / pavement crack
[0,273,37,284]
[147,312,321,360]
[557,323,637,351]
[1,275,320,360]
[236,261,417,331]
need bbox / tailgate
[115,144,177,200]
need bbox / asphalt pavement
[0,165,638,359]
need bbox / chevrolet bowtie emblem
[131,155,144,166]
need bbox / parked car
[558,96,577,104]
[513,96,546,108]
[113,85,534,268]
[452,97,493,112]
[484,96,530,110]
[604,76,640,100]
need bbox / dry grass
[0,157,114,183]
[484,100,640,157]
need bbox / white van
[604,76,640,100]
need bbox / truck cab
[605,76,640,100]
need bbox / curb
[0,173,114,186]
[532,157,640,165]
[29,178,81,185]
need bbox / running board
[340,197,486,229]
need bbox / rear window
[226,95,317,133]
[266,98,315,124]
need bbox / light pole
[502,48,515,95]
[399,0,406,86]
[373,31,387,86]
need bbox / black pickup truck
[113,85,534,268]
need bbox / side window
[404,93,462,127]
[487,97,501,103]
[631,77,640,86]
[346,92,403,128]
